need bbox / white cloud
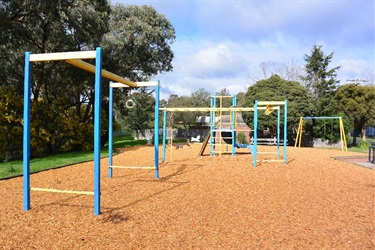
[337,59,373,81]
[185,44,247,78]
[117,0,374,100]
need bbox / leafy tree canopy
[214,88,233,107]
[243,75,316,136]
[0,1,176,156]
[165,88,211,129]
[334,84,375,144]
[102,4,175,82]
[301,44,341,119]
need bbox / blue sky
[113,0,374,99]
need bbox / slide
[221,131,253,154]
[234,143,253,154]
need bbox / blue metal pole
[253,100,258,167]
[162,109,167,163]
[277,106,281,157]
[154,81,160,179]
[94,47,102,216]
[23,52,32,211]
[284,100,288,164]
[210,97,213,156]
[108,84,113,178]
[232,95,236,156]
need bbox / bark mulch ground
[0,145,374,249]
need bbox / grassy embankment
[0,135,147,180]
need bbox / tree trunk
[361,126,367,141]
[352,121,358,146]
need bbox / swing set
[294,116,348,151]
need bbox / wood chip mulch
[0,145,374,249]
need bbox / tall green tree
[102,4,175,81]
[243,75,316,138]
[334,84,375,145]
[102,4,175,137]
[302,44,340,115]
[0,87,23,161]
[214,88,233,107]
[0,1,176,155]
[165,88,211,129]
[0,0,111,155]
[125,88,155,133]
[236,92,246,107]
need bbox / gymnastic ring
[125,99,135,109]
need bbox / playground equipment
[160,99,288,167]
[108,81,160,178]
[209,97,288,166]
[125,99,136,108]
[294,116,348,152]
[253,100,288,166]
[22,48,158,216]
[368,143,375,164]
[209,95,240,156]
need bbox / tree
[0,2,176,156]
[101,4,176,138]
[236,92,246,107]
[334,84,375,145]
[102,4,175,81]
[214,88,233,107]
[0,87,23,161]
[243,75,316,138]
[0,0,111,155]
[191,88,211,107]
[165,88,211,129]
[125,88,155,136]
[259,59,304,82]
[301,44,340,115]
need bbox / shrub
[357,140,371,149]
[237,132,248,144]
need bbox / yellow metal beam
[29,51,96,62]
[110,81,158,88]
[31,187,94,195]
[65,59,137,87]
[258,101,286,106]
[109,166,156,169]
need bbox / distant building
[192,114,252,143]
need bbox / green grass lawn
[0,135,149,180]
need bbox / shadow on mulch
[333,155,375,169]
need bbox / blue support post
[209,97,213,156]
[232,95,237,156]
[154,81,160,179]
[213,96,217,155]
[277,106,281,157]
[93,47,102,216]
[108,84,113,178]
[162,109,167,163]
[283,100,288,164]
[253,100,258,167]
[23,52,32,211]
